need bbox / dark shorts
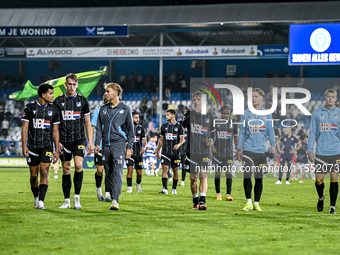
[27,147,53,166]
[60,140,85,161]
[314,154,340,174]
[212,156,234,174]
[241,150,267,178]
[185,153,211,174]
[161,154,180,169]
[127,155,143,170]
[95,150,103,166]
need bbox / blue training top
[308,106,340,156]
[91,107,102,150]
[237,108,276,154]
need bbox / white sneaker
[126,187,132,193]
[285,181,290,185]
[181,181,185,187]
[59,199,71,209]
[172,189,177,194]
[155,170,159,177]
[160,188,168,195]
[275,180,282,185]
[169,177,173,182]
[150,171,155,176]
[38,200,47,209]
[74,195,81,209]
[54,174,58,179]
[136,183,142,192]
[110,199,119,210]
[34,196,39,209]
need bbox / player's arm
[308,113,317,161]
[84,114,93,154]
[267,114,276,151]
[276,139,284,154]
[294,141,302,153]
[174,125,185,150]
[236,115,246,160]
[125,110,134,160]
[155,136,164,160]
[140,128,147,154]
[95,111,103,154]
[233,122,239,150]
[21,121,29,157]
[52,124,60,163]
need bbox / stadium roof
[0,1,339,47]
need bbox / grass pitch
[0,168,339,255]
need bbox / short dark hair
[300,134,306,141]
[167,109,176,115]
[220,105,231,112]
[38,83,53,97]
[132,111,139,116]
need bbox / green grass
[1,168,339,255]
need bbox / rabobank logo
[185,49,209,54]
[310,28,331,52]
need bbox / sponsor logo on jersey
[165,133,177,140]
[320,123,338,132]
[78,145,85,149]
[76,102,81,107]
[217,131,232,139]
[33,118,50,129]
[48,111,52,116]
[139,162,144,165]
[249,125,266,134]
[191,124,208,135]
[62,111,80,120]
[228,160,233,163]
[203,157,210,162]
[135,136,140,142]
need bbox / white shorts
[147,155,156,164]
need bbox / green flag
[9,67,107,101]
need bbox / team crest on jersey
[174,128,178,131]
[76,102,81,107]
[205,118,209,123]
[103,110,106,115]
[137,130,141,134]
[48,111,52,116]
[119,110,124,114]
[335,114,339,119]
[62,103,64,106]
[291,138,294,141]
[103,156,105,160]
[33,110,36,114]
[27,157,31,163]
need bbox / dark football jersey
[296,141,308,163]
[182,110,215,155]
[160,121,184,156]
[132,125,146,156]
[53,93,90,142]
[280,135,299,155]
[214,118,238,158]
[22,100,60,150]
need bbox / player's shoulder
[54,93,66,101]
[76,93,86,100]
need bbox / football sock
[193,193,199,205]
[127,177,132,187]
[162,178,168,190]
[226,174,232,195]
[104,175,109,192]
[315,181,325,199]
[74,171,83,195]
[182,168,186,182]
[62,174,71,199]
[244,178,252,199]
[199,193,206,203]
[136,177,141,185]
[31,186,39,197]
[172,179,178,189]
[254,178,263,202]
[95,173,102,188]
[214,177,221,194]
[330,182,338,207]
[38,184,48,202]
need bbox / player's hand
[140,148,145,154]
[206,138,213,147]
[289,149,295,154]
[86,143,93,154]
[156,152,161,160]
[173,144,180,150]
[235,150,242,161]
[211,146,217,153]
[279,149,284,154]
[94,145,100,154]
[308,152,315,162]
[53,152,59,164]
[59,142,63,154]
[22,146,29,157]
[125,149,132,160]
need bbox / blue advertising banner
[0,26,128,37]
[289,23,340,65]
[257,45,289,56]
